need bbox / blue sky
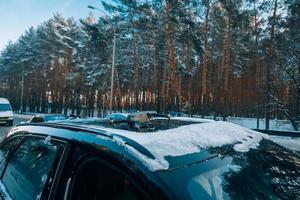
[0,0,106,51]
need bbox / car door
[0,135,68,200]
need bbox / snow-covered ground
[13,113,33,120]
[199,115,297,131]
[270,136,300,153]
[193,116,300,153]
[227,117,297,131]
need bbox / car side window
[0,136,65,200]
[0,137,23,176]
[67,158,147,200]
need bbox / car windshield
[45,115,66,122]
[109,114,127,120]
[0,104,11,112]
[158,139,300,200]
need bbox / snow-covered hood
[0,111,13,118]
[89,121,266,171]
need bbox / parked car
[0,98,13,126]
[106,113,130,122]
[167,111,184,117]
[0,120,299,200]
[27,114,68,123]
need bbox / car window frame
[54,142,156,200]
[0,133,70,200]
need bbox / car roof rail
[16,122,155,159]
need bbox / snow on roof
[90,121,266,171]
[0,98,10,104]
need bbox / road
[0,117,27,141]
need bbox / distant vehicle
[68,114,81,120]
[129,111,157,123]
[105,112,155,131]
[27,114,68,123]
[167,111,184,117]
[0,120,299,199]
[128,111,171,131]
[0,98,13,126]
[107,113,129,122]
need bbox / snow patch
[0,181,12,200]
[270,136,300,152]
[13,113,33,120]
[36,174,48,200]
[43,136,52,145]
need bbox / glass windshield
[159,140,300,200]
[0,104,11,111]
[45,115,66,122]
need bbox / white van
[0,98,13,126]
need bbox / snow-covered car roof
[71,120,266,171]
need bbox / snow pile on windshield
[92,121,265,171]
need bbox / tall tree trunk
[221,14,232,120]
[167,26,181,111]
[266,0,278,129]
[201,0,210,117]
[253,0,261,129]
[133,34,139,109]
[151,44,158,110]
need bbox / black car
[0,120,299,200]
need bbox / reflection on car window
[187,162,233,200]
[1,137,64,200]
[170,140,300,200]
